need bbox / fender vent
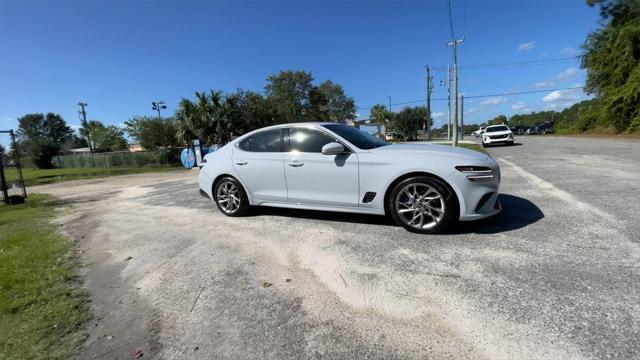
[362,192,376,203]
[475,192,495,212]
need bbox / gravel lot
[37,136,639,359]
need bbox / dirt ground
[36,136,640,359]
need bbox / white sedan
[199,123,501,234]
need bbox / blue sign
[180,148,196,169]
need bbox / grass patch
[22,166,183,186]
[433,142,487,154]
[0,194,89,360]
[456,143,487,154]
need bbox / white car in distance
[481,125,514,147]
[199,123,501,234]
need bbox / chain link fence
[53,149,183,169]
[0,130,27,204]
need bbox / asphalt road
[37,136,639,360]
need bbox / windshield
[322,124,389,150]
[486,125,509,133]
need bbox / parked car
[199,123,501,234]
[537,122,555,134]
[527,122,555,135]
[472,126,486,138]
[511,125,528,135]
[481,125,514,147]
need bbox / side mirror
[321,142,345,155]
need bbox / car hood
[370,143,489,161]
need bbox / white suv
[481,125,514,147]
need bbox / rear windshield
[486,126,509,132]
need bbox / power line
[430,56,579,71]
[356,86,584,112]
[447,0,455,40]
[464,86,583,99]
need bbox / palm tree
[370,104,391,139]
[176,90,227,145]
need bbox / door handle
[288,160,304,167]
[235,160,248,166]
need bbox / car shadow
[444,193,544,235]
[245,193,543,234]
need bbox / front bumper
[448,161,502,221]
[483,136,513,145]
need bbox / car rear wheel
[387,176,457,234]
[214,176,249,217]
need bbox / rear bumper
[198,171,214,200]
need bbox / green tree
[369,104,392,139]
[125,116,179,150]
[81,121,128,152]
[265,70,315,122]
[16,113,73,168]
[313,80,356,122]
[175,90,228,145]
[582,0,640,132]
[395,106,428,140]
[488,114,508,126]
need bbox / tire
[482,141,488,148]
[387,176,458,234]
[213,176,250,217]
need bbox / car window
[289,127,335,153]
[238,129,282,152]
[486,126,509,132]
[322,123,388,149]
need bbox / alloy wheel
[394,183,446,230]
[216,181,241,214]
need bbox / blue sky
[0,0,600,130]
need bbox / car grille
[488,134,508,139]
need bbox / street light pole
[152,101,167,119]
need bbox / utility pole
[387,96,392,113]
[448,37,463,146]
[425,66,432,141]
[152,101,167,119]
[78,102,93,153]
[440,66,451,140]
[460,94,464,139]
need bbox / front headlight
[456,166,495,182]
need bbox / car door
[284,126,359,207]
[232,129,287,202]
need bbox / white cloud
[542,89,581,103]
[511,102,526,110]
[517,41,536,51]
[431,112,445,118]
[466,108,481,114]
[561,47,578,56]
[533,81,555,88]
[480,97,509,106]
[557,67,578,80]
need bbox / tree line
[15,70,356,168]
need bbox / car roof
[250,122,338,131]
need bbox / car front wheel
[214,176,249,217]
[388,176,457,234]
